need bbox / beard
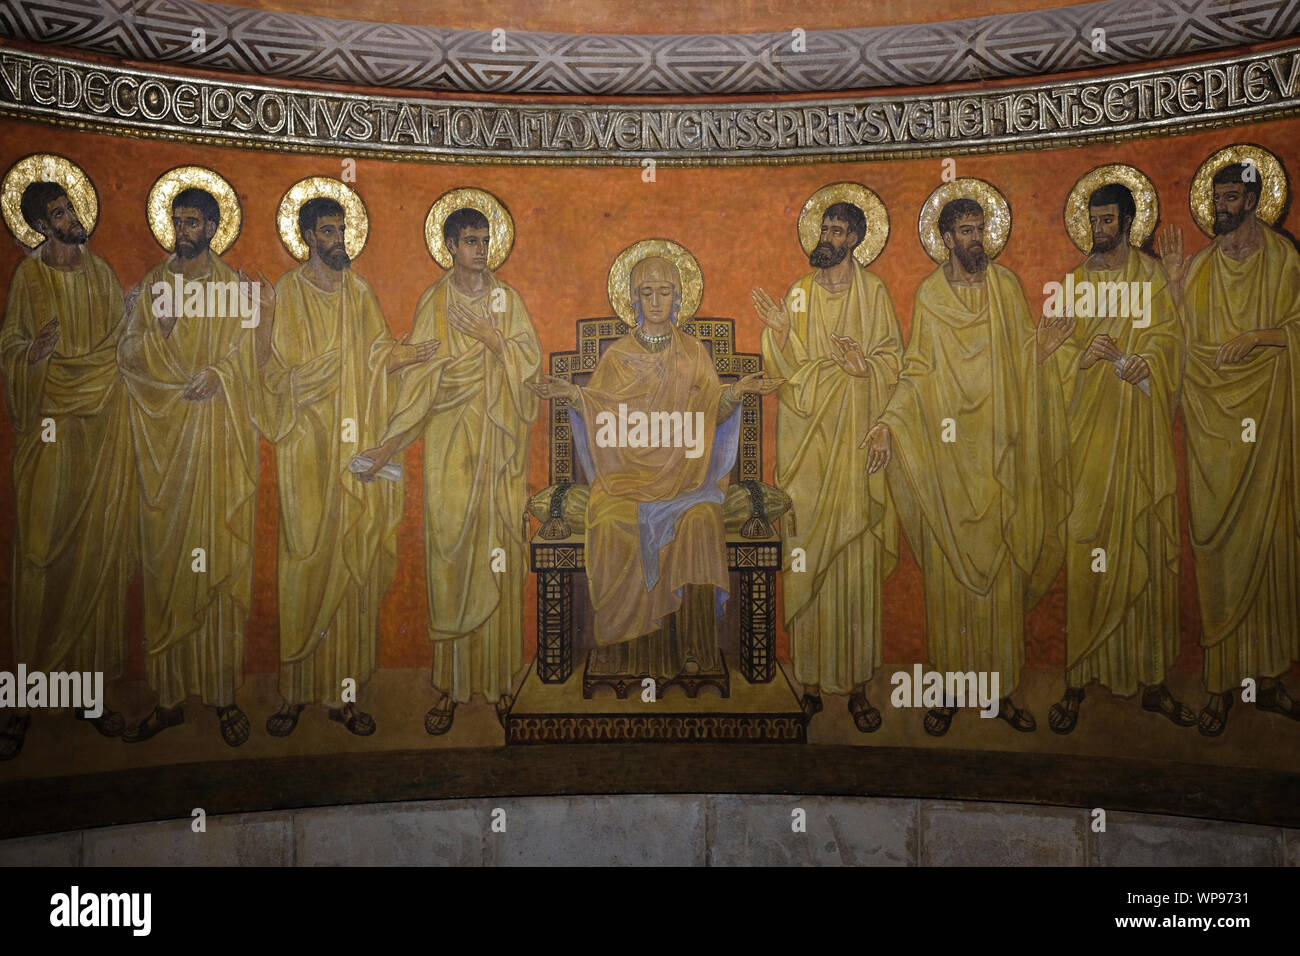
[52,221,87,245]
[321,245,351,271]
[1213,207,1249,235]
[809,241,849,268]
[953,242,988,274]
[1089,231,1122,254]
[175,236,210,260]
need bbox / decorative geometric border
[0,0,1298,96]
[4,44,1300,166]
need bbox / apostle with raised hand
[117,167,274,748]
[358,189,540,736]
[261,180,426,739]
[752,184,902,731]
[0,156,137,759]
[863,179,1070,737]
[1156,146,1300,736]
[1045,167,1191,734]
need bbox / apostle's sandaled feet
[1197,692,1233,737]
[0,714,32,761]
[217,705,250,748]
[800,693,823,718]
[75,708,126,738]
[424,697,455,736]
[1141,684,1198,727]
[329,704,376,737]
[495,694,514,729]
[1256,683,1300,721]
[1048,687,1085,735]
[122,705,183,744]
[847,691,882,733]
[266,703,306,738]
[923,706,956,737]
[997,697,1037,732]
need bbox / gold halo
[917,178,1011,264]
[147,166,241,255]
[424,187,514,270]
[2,153,99,249]
[1065,164,1159,253]
[607,239,704,326]
[276,177,368,262]
[1190,144,1289,237]
[798,182,890,267]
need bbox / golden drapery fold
[379,272,540,703]
[1181,226,1300,692]
[261,266,400,707]
[879,264,1070,695]
[117,255,263,708]
[0,250,136,679]
[761,262,902,694]
[1054,249,1182,695]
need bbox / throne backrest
[547,317,763,486]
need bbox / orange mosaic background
[1,108,1297,685]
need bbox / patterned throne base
[583,584,731,700]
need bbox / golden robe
[0,250,136,678]
[262,266,400,707]
[1053,249,1182,695]
[379,273,540,704]
[761,263,902,695]
[1181,226,1300,693]
[879,265,1069,695]
[574,328,734,650]
[117,255,263,708]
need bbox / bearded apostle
[261,192,430,738]
[1157,155,1300,736]
[0,174,137,760]
[752,194,902,731]
[1045,178,1192,734]
[359,200,540,736]
[533,248,781,695]
[864,188,1070,736]
[117,181,273,748]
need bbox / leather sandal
[329,705,376,736]
[924,706,956,737]
[266,704,306,738]
[424,697,454,736]
[217,705,250,748]
[1141,684,1198,727]
[1256,683,1300,721]
[847,691,882,733]
[998,698,1037,732]
[76,708,126,738]
[123,705,183,744]
[1048,687,1085,735]
[1198,692,1233,737]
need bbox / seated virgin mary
[534,240,779,697]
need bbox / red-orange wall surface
[1,114,1297,682]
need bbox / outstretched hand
[734,371,785,396]
[528,374,580,403]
